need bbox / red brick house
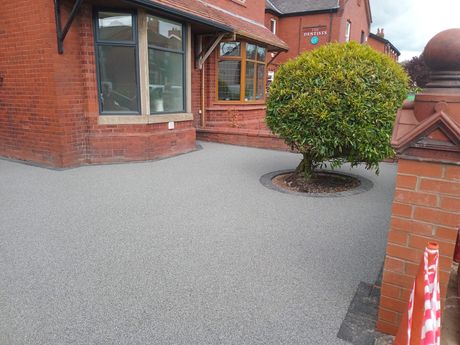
[0,0,287,168]
[368,29,401,61]
[0,0,402,168]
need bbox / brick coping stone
[259,169,374,198]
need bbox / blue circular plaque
[311,36,319,45]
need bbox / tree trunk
[295,153,314,180]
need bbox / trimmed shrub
[266,41,409,178]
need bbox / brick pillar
[376,29,460,335]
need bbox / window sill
[98,113,193,125]
[207,104,266,111]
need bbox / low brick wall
[197,127,290,151]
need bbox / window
[147,15,185,113]
[360,30,366,43]
[345,20,351,42]
[94,9,187,115]
[217,41,267,102]
[270,18,277,34]
[95,11,140,113]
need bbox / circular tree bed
[273,171,360,193]
[260,170,373,197]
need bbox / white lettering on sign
[304,31,328,37]
[302,26,328,38]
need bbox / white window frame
[270,18,277,34]
[345,20,351,42]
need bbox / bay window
[95,11,140,113]
[94,9,186,116]
[218,41,267,102]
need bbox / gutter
[265,7,339,18]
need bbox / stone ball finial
[423,28,460,71]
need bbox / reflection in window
[257,46,266,61]
[149,51,184,113]
[97,11,133,41]
[218,60,241,101]
[98,46,139,112]
[245,62,255,101]
[256,64,265,100]
[147,15,185,113]
[147,15,182,50]
[95,11,139,113]
[220,42,241,57]
[246,44,256,60]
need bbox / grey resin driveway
[0,142,396,345]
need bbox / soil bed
[273,171,361,194]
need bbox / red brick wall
[211,0,266,24]
[272,13,333,64]
[0,0,196,168]
[336,0,371,43]
[0,0,71,166]
[376,159,460,335]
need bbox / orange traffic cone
[393,242,440,345]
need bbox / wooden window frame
[215,40,267,105]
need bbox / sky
[370,0,460,61]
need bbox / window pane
[246,43,256,60]
[147,15,183,51]
[98,46,139,112]
[257,46,266,61]
[245,62,255,101]
[149,50,184,113]
[218,60,241,101]
[219,42,240,57]
[97,12,133,41]
[256,64,265,100]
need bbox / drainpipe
[201,64,206,128]
[328,11,333,42]
[196,33,225,128]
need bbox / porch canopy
[55,0,288,54]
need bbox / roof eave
[265,7,339,17]
[123,0,233,32]
[368,33,401,56]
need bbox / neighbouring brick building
[264,0,372,73]
[368,29,400,61]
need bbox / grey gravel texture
[0,142,397,345]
